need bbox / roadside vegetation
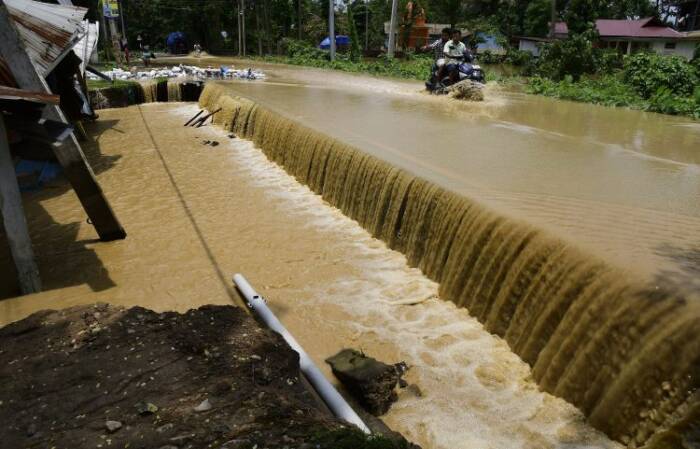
[262,39,434,80]
[524,36,700,118]
[86,79,141,90]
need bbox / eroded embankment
[89,79,203,110]
[199,83,700,448]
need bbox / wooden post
[0,2,126,241]
[0,115,41,294]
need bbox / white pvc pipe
[233,274,371,434]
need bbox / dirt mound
[0,304,411,449]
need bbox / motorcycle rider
[421,28,451,85]
[422,27,451,63]
[443,29,468,84]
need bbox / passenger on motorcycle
[421,28,452,82]
[443,29,468,83]
[422,27,451,64]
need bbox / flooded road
[182,59,700,283]
[0,103,621,449]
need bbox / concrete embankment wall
[89,80,203,110]
[199,83,699,449]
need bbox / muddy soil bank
[0,303,414,449]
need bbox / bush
[505,49,533,67]
[536,31,598,81]
[527,74,643,107]
[623,52,699,98]
[281,38,327,61]
[646,87,700,116]
[595,49,623,73]
[479,50,504,65]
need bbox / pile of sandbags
[86,65,266,82]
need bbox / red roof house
[519,17,699,59]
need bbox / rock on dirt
[105,420,122,433]
[446,80,485,101]
[0,304,414,449]
[326,349,407,416]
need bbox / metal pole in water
[387,0,398,58]
[328,0,336,61]
[233,274,370,434]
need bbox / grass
[259,54,434,81]
[86,79,141,90]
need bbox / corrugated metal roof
[73,20,100,75]
[5,0,88,77]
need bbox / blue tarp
[319,35,350,49]
[15,159,62,192]
[166,31,187,54]
[475,33,505,53]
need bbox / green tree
[524,0,552,37]
[564,0,601,35]
[347,5,362,61]
[536,29,598,80]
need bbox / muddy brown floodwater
[2,59,699,449]
[169,56,700,282]
[168,59,700,285]
[0,102,622,449]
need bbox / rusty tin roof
[5,0,88,77]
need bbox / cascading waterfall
[141,80,159,103]
[168,81,182,102]
[90,80,203,110]
[199,83,699,448]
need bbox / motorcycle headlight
[472,65,481,70]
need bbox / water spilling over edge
[198,83,699,448]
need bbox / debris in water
[325,349,407,416]
[184,110,204,126]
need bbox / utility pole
[364,0,368,51]
[328,0,335,60]
[297,0,302,40]
[118,0,127,39]
[387,0,398,57]
[241,0,246,56]
[237,0,242,56]
[549,0,556,38]
[98,0,111,61]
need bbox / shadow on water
[654,243,700,296]
[0,120,124,300]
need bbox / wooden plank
[0,86,60,104]
[0,1,126,241]
[0,114,41,294]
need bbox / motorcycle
[425,57,486,94]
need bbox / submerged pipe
[233,273,371,434]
